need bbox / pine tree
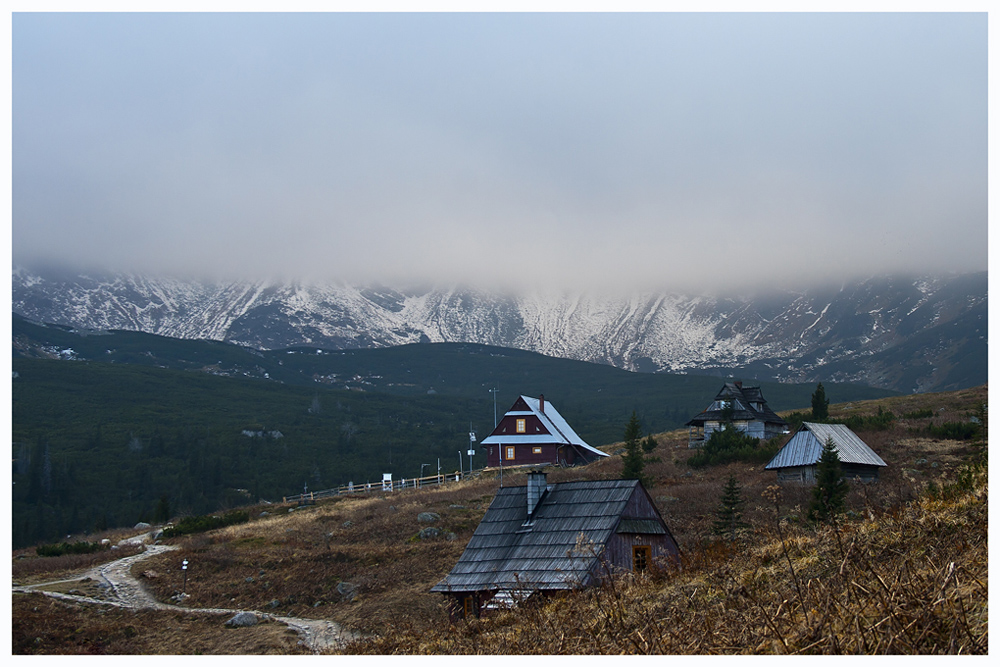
[811,383,830,421]
[712,474,748,541]
[154,495,171,524]
[621,411,647,483]
[642,434,658,453]
[808,437,849,523]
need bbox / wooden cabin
[686,381,789,448]
[480,394,609,467]
[431,471,680,620]
[765,422,887,484]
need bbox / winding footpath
[12,543,359,653]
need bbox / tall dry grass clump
[342,464,987,654]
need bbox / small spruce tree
[808,437,849,524]
[642,434,658,453]
[153,494,171,524]
[621,411,647,484]
[712,474,748,541]
[811,383,830,421]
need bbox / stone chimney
[539,394,545,413]
[526,470,548,519]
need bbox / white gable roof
[481,395,609,458]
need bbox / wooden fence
[282,470,475,504]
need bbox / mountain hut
[480,394,608,467]
[685,381,789,448]
[765,422,887,484]
[431,471,680,620]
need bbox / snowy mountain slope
[11,267,986,393]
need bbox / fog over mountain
[12,266,986,395]
[11,14,987,395]
[11,13,987,295]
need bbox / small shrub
[926,421,979,441]
[831,406,895,431]
[35,541,107,558]
[162,510,250,538]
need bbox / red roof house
[480,394,609,468]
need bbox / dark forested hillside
[11,318,898,548]
[11,358,488,548]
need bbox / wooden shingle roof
[431,479,658,594]
[686,382,788,427]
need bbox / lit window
[516,419,526,433]
[532,446,542,454]
[632,545,652,572]
[506,446,515,460]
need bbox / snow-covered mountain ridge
[11,268,986,393]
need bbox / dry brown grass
[13,544,145,584]
[11,593,309,654]
[12,385,988,654]
[342,465,987,654]
[137,476,499,635]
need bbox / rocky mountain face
[11,268,986,393]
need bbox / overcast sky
[11,11,988,293]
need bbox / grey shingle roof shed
[432,472,679,619]
[766,422,887,483]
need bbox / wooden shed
[686,381,789,448]
[431,471,680,620]
[765,422,887,484]
[480,394,609,467]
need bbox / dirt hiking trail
[12,543,359,653]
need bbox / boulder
[417,512,440,523]
[336,581,357,601]
[134,522,151,530]
[225,612,259,628]
[418,527,441,540]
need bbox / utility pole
[468,423,476,472]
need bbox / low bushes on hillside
[687,428,782,468]
[161,510,250,538]
[829,406,896,431]
[35,541,107,557]
[925,421,980,441]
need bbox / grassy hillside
[12,386,987,654]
